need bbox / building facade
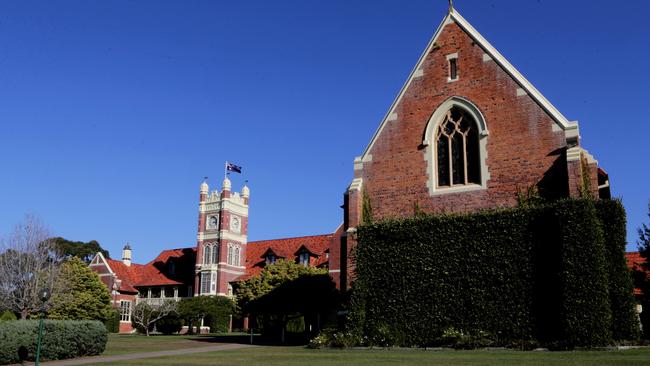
[91,7,612,332]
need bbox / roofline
[91,252,114,275]
[248,233,333,245]
[360,9,579,160]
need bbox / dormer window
[266,253,276,265]
[298,252,310,267]
[168,260,175,275]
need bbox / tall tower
[194,177,250,297]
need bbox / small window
[212,244,219,264]
[204,245,212,265]
[266,253,276,265]
[120,300,132,322]
[168,261,175,275]
[227,246,233,265]
[200,273,210,294]
[234,247,240,266]
[298,252,310,266]
[211,272,217,292]
[446,53,459,82]
[449,58,457,80]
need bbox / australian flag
[226,162,242,174]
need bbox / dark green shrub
[350,198,630,348]
[596,199,640,341]
[156,313,183,335]
[554,199,610,347]
[0,311,17,322]
[0,320,107,365]
[104,309,120,333]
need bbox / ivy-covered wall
[350,199,638,348]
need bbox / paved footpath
[23,343,256,366]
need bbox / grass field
[98,335,650,366]
[102,333,234,355]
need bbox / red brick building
[91,8,611,332]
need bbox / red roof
[106,247,196,292]
[100,234,334,292]
[241,234,333,280]
[626,251,647,296]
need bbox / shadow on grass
[188,332,309,347]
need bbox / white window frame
[422,97,490,196]
[119,300,132,322]
[204,245,212,265]
[200,272,211,294]
[234,246,240,266]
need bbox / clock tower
[195,177,250,297]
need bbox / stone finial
[222,176,231,191]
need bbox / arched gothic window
[212,244,219,264]
[436,107,481,187]
[203,245,212,265]
[234,247,240,266]
[227,245,233,265]
[423,97,489,195]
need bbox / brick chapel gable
[348,9,595,222]
[333,9,604,291]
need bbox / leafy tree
[52,237,109,263]
[235,259,327,310]
[131,300,177,336]
[638,201,650,338]
[178,296,234,334]
[48,257,113,322]
[234,260,337,342]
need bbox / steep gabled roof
[103,247,196,291]
[361,8,579,160]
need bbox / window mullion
[447,135,453,187]
[463,134,468,185]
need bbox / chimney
[122,243,132,267]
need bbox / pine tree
[48,256,113,322]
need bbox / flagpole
[224,161,227,182]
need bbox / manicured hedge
[596,199,641,340]
[0,320,107,365]
[350,198,638,348]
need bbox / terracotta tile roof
[107,247,196,292]
[103,233,335,290]
[626,251,647,296]
[242,234,333,280]
[105,259,143,294]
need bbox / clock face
[230,216,241,233]
[207,215,218,230]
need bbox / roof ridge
[248,233,333,244]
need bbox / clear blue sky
[1,0,649,262]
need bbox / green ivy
[349,199,637,348]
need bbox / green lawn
[95,342,650,366]
[102,333,233,355]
